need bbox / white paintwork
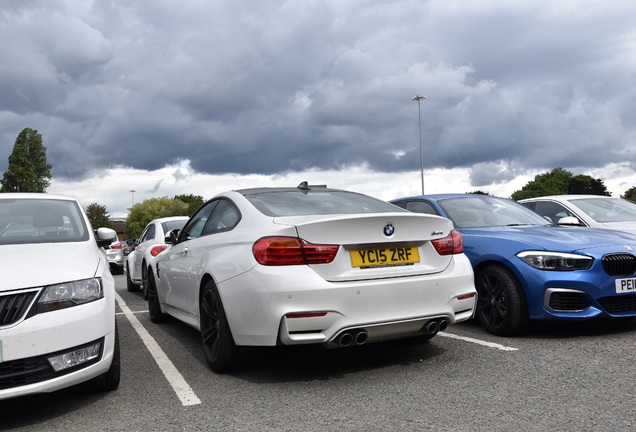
[0,193,117,400]
[153,189,477,347]
[127,216,189,286]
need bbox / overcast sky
[2,0,635,218]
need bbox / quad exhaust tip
[335,320,448,347]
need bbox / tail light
[150,245,168,257]
[253,236,339,266]
[110,242,122,249]
[431,230,464,255]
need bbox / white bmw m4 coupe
[147,183,477,372]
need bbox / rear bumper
[218,254,477,346]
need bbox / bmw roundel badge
[383,223,395,236]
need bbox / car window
[570,198,636,223]
[202,199,240,235]
[140,224,156,242]
[245,190,402,217]
[532,201,581,224]
[180,201,218,241]
[440,196,551,228]
[405,201,439,215]
[161,219,187,235]
[0,198,89,244]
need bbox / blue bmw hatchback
[391,194,636,336]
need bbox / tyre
[475,264,529,336]
[147,270,169,323]
[126,263,139,292]
[141,261,149,300]
[87,322,121,392]
[200,280,246,373]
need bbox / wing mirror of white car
[96,227,117,247]
[165,228,180,245]
[557,216,582,226]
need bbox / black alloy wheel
[475,264,529,336]
[126,263,139,292]
[147,271,169,323]
[141,262,149,300]
[200,281,245,373]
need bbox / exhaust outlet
[438,319,449,332]
[425,321,439,335]
[354,330,368,345]
[338,332,353,347]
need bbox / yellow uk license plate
[350,246,420,268]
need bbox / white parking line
[438,331,519,351]
[115,292,202,406]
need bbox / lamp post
[129,189,136,207]
[411,94,427,195]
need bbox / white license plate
[615,278,636,293]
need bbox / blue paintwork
[391,194,636,321]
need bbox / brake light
[150,245,168,257]
[253,236,339,265]
[431,230,464,255]
[111,243,122,249]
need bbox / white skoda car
[147,183,477,373]
[0,194,120,400]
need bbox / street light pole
[129,189,136,207]
[411,94,427,195]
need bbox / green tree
[512,168,612,200]
[1,128,52,192]
[174,194,205,215]
[567,174,611,196]
[622,186,636,202]
[125,197,189,239]
[511,167,573,200]
[85,203,113,230]
[468,190,490,195]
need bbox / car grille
[598,294,636,314]
[0,290,39,327]
[602,254,636,276]
[0,356,55,390]
[548,291,590,311]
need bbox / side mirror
[557,216,582,226]
[165,228,180,245]
[96,227,117,248]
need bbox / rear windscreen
[245,190,404,217]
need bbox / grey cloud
[1,0,635,189]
